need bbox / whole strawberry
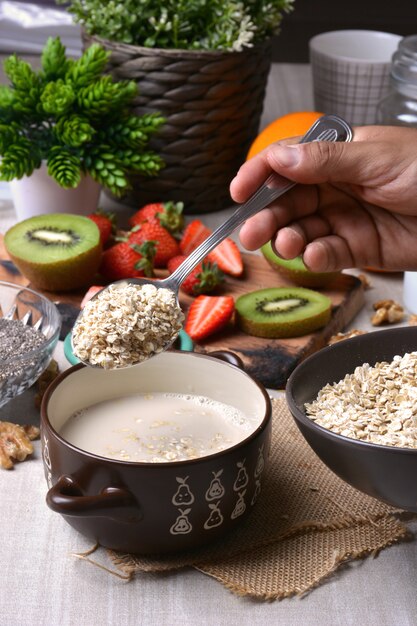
[128,222,180,268]
[129,201,184,234]
[167,255,224,295]
[99,240,156,282]
[87,209,116,247]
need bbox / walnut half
[371,299,404,326]
[0,422,40,469]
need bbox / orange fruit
[247,111,323,160]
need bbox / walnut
[371,299,404,326]
[0,421,40,469]
[328,329,367,345]
[373,299,396,310]
[34,359,60,409]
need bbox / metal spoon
[73,114,353,368]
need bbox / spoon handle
[167,114,352,289]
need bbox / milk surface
[59,392,256,462]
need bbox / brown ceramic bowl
[41,350,271,555]
[286,326,417,512]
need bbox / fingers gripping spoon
[73,115,353,368]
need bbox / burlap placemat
[107,398,412,599]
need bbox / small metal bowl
[0,281,61,408]
[286,326,417,512]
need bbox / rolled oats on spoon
[72,282,184,369]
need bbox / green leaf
[41,80,75,115]
[47,146,82,188]
[0,122,20,153]
[41,37,70,79]
[77,77,137,117]
[0,137,41,180]
[54,114,95,147]
[0,85,14,108]
[4,55,39,90]
[66,43,110,89]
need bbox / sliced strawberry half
[208,238,244,277]
[180,219,244,277]
[185,295,235,342]
[180,219,211,255]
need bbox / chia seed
[0,318,45,381]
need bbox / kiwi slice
[235,287,332,338]
[4,213,102,292]
[261,242,340,288]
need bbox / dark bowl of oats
[286,325,417,512]
[0,281,61,407]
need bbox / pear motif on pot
[172,476,195,506]
[254,445,265,478]
[233,460,249,491]
[231,490,247,519]
[205,470,225,502]
[170,508,192,535]
[204,502,224,530]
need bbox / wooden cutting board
[0,237,364,389]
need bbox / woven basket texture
[82,33,272,214]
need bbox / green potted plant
[0,36,165,221]
[58,0,294,214]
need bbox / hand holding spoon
[72,114,353,369]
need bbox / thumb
[266,138,381,186]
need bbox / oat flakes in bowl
[286,326,417,512]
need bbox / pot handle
[209,350,244,370]
[46,475,142,523]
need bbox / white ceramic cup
[403,271,417,314]
[9,162,101,221]
[309,30,402,126]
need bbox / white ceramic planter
[9,162,101,221]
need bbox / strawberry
[179,219,211,255]
[80,285,103,308]
[167,255,224,295]
[208,238,244,277]
[128,221,180,268]
[87,209,116,246]
[99,240,156,282]
[128,201,184,234]
[185,295,235,342]
[179,219,244,277]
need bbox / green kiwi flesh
[261,242,340,288]
[4,213,102,292]
[235,287,332,338]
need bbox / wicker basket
[82,33,272,214]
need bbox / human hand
[230,125,417,271]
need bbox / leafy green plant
[0,37,165,194]
[58,0,294,51]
